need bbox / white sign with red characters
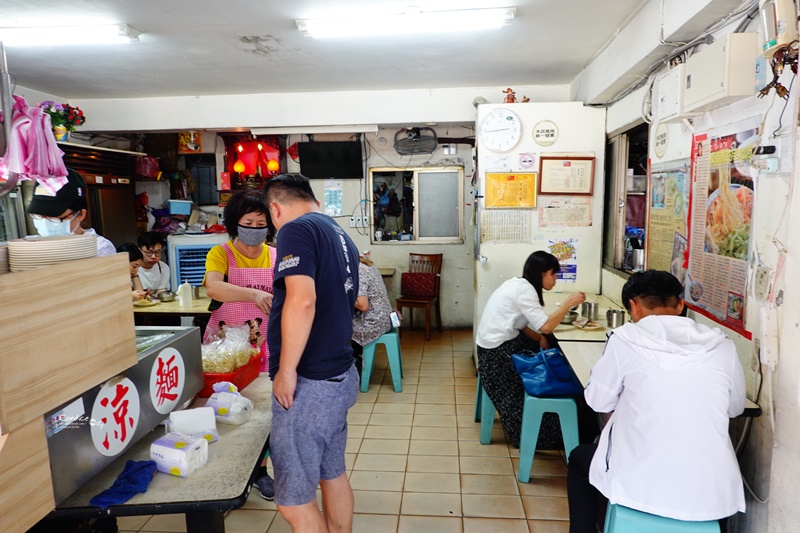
[149,347,186,414]
[91,378,141,457]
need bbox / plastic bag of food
[201,324,253,373]
[206,391,253,425]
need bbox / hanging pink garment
[1,94,68,192]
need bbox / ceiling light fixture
[296,7,516,38]
[0,24,140,46]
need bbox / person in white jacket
[567,270,746,532]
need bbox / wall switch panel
[349,216,369,228]
[758,306,780,367]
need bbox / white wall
[474,102,607,328]
[290,126,477,329]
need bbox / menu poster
[646,162,690,284]
[548,238,578,283]
[539,196,592,227]
[686,121,758,337]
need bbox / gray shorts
[270,364,358,507]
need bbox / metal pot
[158,292,176,302]
[581,301,599,320]
[607,309,626,329]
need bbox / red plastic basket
[198,355,260,397]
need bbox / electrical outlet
[755,266,772,300]
[349,216,369,228]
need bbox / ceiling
[1,0,646,100]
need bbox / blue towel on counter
[89,460,158,508]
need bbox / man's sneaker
[255,474,275,501]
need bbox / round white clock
[478,108,522,152]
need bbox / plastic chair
[396,253,443,341]
[517,395,580,483]
[476,375,496,444]
[360,328,403,393]
[604,504,721,533]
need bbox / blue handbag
[511,348,584,397]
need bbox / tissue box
[165,407,218,443]
[150,433,209,477]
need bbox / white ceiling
[1,0,645,100]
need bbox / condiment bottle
[179,281,193,307]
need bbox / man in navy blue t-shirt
[264,173,360,532]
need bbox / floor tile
[346,437,362,454]
[413,414,458,427]
[400,492,462,517]
[266,513,292,532]
[369,413,414,426]
[461,473,520,495]
[520,496,570,520]
[364,424,412,440]
[528,519,571,532]
[459,440,510,457]
[406,454,461,473]
[359,438,410,455]
[224,509,276,533]
[347,412,371,425]
[140,514,186,532]
[372,403,415,414]
[415,393,456,404]
[463,517,529,533]
[416,403,456,415]
[416,385,456,394]
[411,426,458,441]
[352,490,403,515]
[354,453,407,472]
[397,515,463,533]
[353,513,399,533]
[349,402,375,413]
[117,516,151,530]
[409,439,459,456]
[460,456,514,475]
[376,393,417,404]
[417,377,456,386]
[517,476,568,497]
[461,494,525,518]
[404,472,461,493]
[242,487,278,510]
[347,425,367,439]
[349,470,406,492]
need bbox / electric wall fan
[394,127,438,155]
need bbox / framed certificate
[538,156,595,196]
[485,172,537,208]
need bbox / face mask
[33,217,72,237]
[237,225,268,246]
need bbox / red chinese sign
[149,348,186,414]
[91,378,141,457]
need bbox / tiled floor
[119,329,570,533]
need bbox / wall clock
[478,108,522,152]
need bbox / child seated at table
[567,270,746,531]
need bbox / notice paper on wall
[646,161,690,283]
[480,209,531,242]
[324,179,343,217]
[548,238,578,283]
[539,196,592,227]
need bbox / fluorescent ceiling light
[296,7,516,38]
[252,125,379,135]
[0,24,140,46]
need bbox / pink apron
[203,242,276,373]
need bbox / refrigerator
[81,172,138,247]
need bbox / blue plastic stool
[360,328,403,393]
[517,395,580,483]
[476,375,497,444]
[604,504,721,532]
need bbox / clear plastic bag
[201,324,252,373]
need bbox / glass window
[369,166,463,243]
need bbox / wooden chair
[396,253,443,341]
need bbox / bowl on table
[561,310,579,324]
[158,292,176,302]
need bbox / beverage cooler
[167,233,229,291]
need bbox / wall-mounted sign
[91,377,141,457]
[149,347,186,415]
[538,156,595,196]
[654,123,668,158]
[533,120,559,146]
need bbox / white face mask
[33,217,72,237]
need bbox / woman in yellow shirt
[203,190,276,373]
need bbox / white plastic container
[179,280,193,307]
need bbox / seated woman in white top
[475,250,585,448]
[137,232,171,295]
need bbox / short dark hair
[223,190,268,238]
[522,251,561,305]
[138,232,166,249]
[263,173,318,206]
[621,270,683,312]
[117,242,143,262]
